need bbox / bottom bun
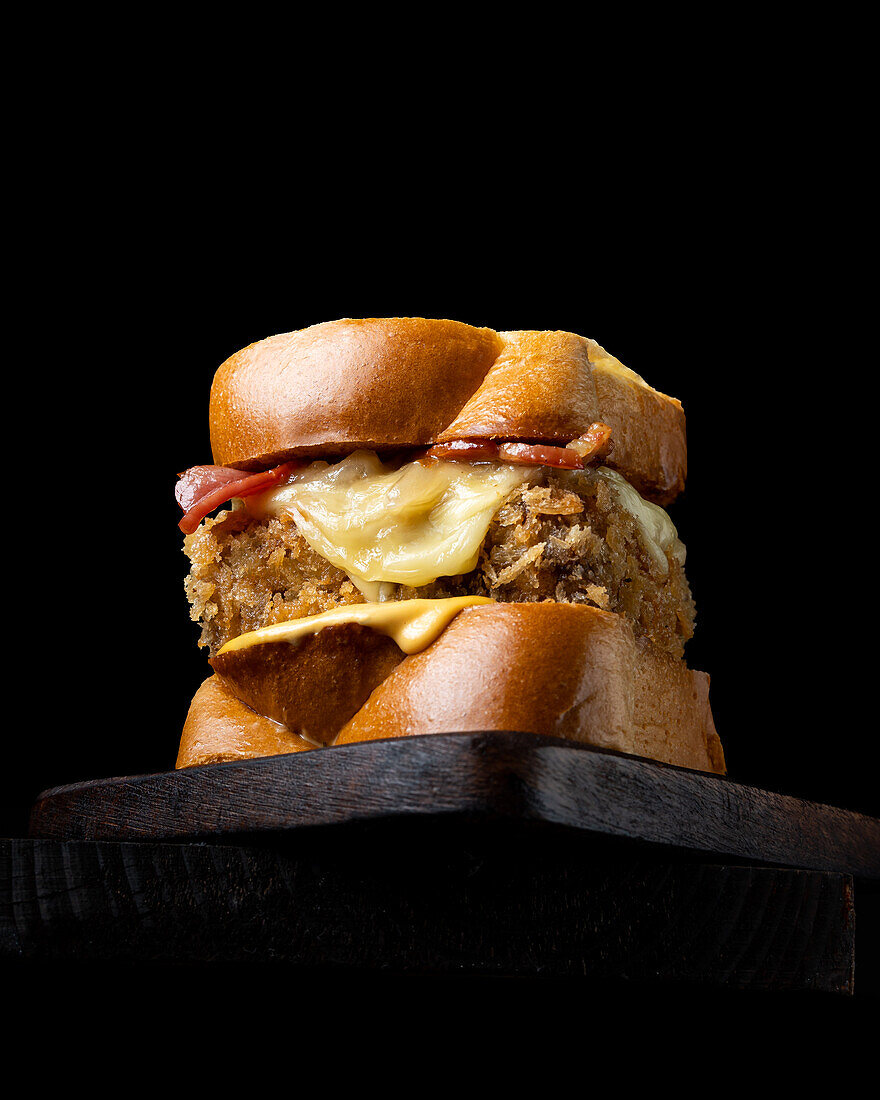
[177,603,725,775]
[176,673,313,768]
[335,603,725,774]
[210,624,405,746]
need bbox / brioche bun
[180,604,724,775]
[336,603,724,775]
[176,673,312,768]
[210,623,404,747]
[209,318,687,504]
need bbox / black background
[4,89,876,1038]
[5,204,874,833]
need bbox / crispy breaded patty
[183,466,695,660]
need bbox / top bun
[209,318,687,504]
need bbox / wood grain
[0,833,857,993]
[28,733,880,877]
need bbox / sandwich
[175,317,725,775]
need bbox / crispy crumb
[183,469,695,658]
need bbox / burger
[174,317,724,775]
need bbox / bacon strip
[496,442,583,469]
[176,461,299,534]
[177,424,613,533]
[421,439,503,463]
[423,439,582,468]
[423,423,612,470]
[564,421,614,463]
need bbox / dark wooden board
[0,834,859,994]
[29,732,880,877]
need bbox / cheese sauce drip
[216,596,494,656]
[244,450,532,600]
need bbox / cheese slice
[596,467,685,573]
[244,450,531,599]
[216,596,495,656]
[243,448,683,595]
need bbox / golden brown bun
[179,604,724,775]
[176,673,313,768]
[210,623,405,746]
[209,318,687,504]
[336,604,724,774]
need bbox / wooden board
[28,732,880,877]
[0,835,859,993]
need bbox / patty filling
[183,458,695,660]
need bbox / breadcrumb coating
[183,467,695,658]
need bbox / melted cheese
[216,596,494,656]
[589,346,658,393]
[245,450,531,599]
[596,467,685,573]
[243,448,682,595]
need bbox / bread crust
[208,318,687,504]
[336,603,724,774]
[210,317,502,463]
[177,673,313,768]
[178,604,724,775]
[210,623,405,746]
